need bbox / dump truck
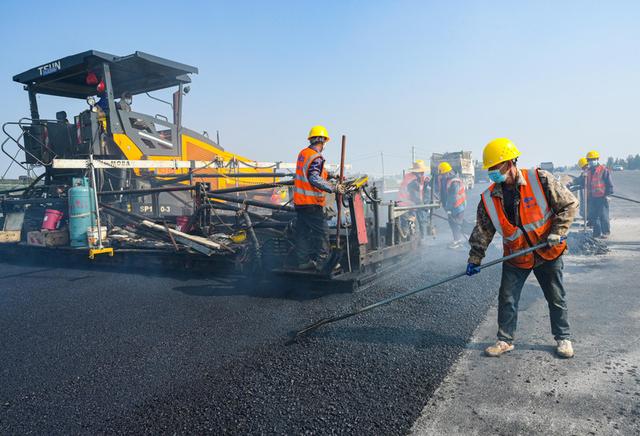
[430,151,475,190]
[0,50,437,289]
[540,162,554,173]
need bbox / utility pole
[411,146,415,164]
[380,151,385,179]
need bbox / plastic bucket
[87,226,107,247]
[42,209,64,230]
[176,216,190,232]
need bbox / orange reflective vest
[481,169,566,269]
[586,165,607,198]
[398,173,423,206]
[293,147,328,207]
[445,177,466,213]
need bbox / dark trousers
[448,212,464,241]
[588,196,610,237]
[295,206,329,264]
[497,256,570,343]
[415,210,428,236]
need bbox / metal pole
[290,241,551,341]
[583,175,588,232]
[336,135,346,248]
[102,180,293,197]
[429,165,435,236]
[610,193,640,204]
[206,192,295,212]
[372,186,380,249]
[411,146,415,163]
[88,154,103,249]
[388,202,395,245]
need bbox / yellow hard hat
[578,157,588,168]
[410,159,427,172]
[482,137,521,169]
[307,125,330,141]
[586,150,600,160]
[438,162,453,174]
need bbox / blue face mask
[588,160,598,168]
[488,169,507,183]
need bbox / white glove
[547,233,562,246]
[335,183,347,195]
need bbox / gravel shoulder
[411,172,640,435]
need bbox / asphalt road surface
[0,188,506,434]
[4,172,637,434]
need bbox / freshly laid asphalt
[0,216,502,434]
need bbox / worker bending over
[437,162,467,248]
[293,126,345,270]
[466,138,578,358]
[582,150,614,238]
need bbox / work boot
[556,339,574,358]
[449,239,466,249]
[484,340,514,357]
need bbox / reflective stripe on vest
[293,147,328,206]
[587,165,607,198]
[481,168,566,268]
[446,177,466,209]
[398,173,423,206]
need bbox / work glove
[335,183,347,195]
[547,233,562,246]
[466,263,481,276]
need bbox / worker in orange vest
[584,150,613,238]
[293,125,345,270]
[398,160,429,235]
[398,160,428,206]
[466,138,578,358]
[437,161,467,248]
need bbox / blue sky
[1,0,639,177]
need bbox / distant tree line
[605,154,640,170]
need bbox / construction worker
[293,125,345,270]
[116,92,133,111]
[578,157,588,170]
[575,157,589,218]
[398,160,428,207]
[398,160,428,234]
[466,138,578,358]
[437,162,467,248]
[422,172,433,204]
[584,150,614,238]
